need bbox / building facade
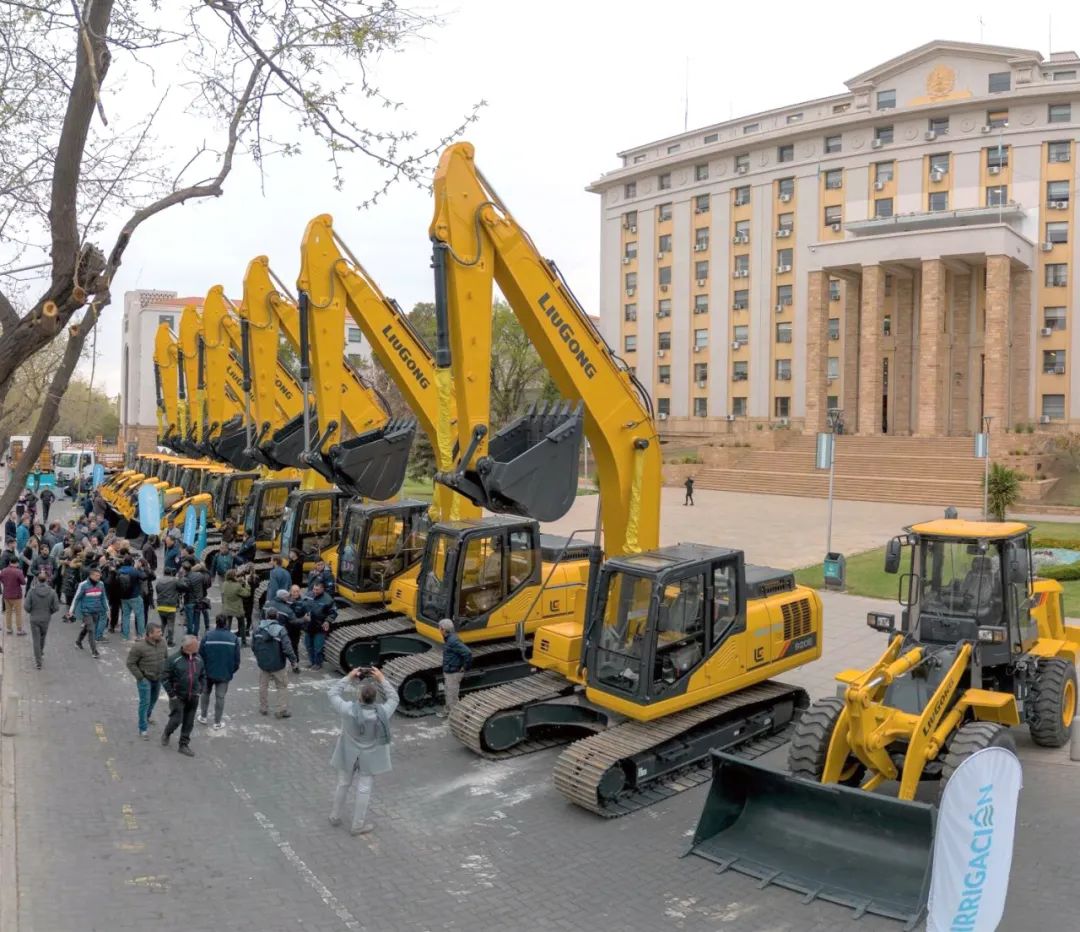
[589,41,1080,434]
[120,289,364,447]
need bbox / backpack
[118,569,138,598]
[251,623,284,671]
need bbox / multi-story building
[120,289,364,448]
[589,40,1080,435]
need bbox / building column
[804,271,830,433]
[857,265,885,435]
[950,273,972,434]
[893,276,914,434]
[917,259,947,435]
[1010,268,1032,428]
[984,255,1011,430]
[842,279,860,430]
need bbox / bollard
[1071,715,1080,763]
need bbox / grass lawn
[795,520,1080,618]
[399,477,433,500]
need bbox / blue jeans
[121,598,145,638]
[184,602,209,636]
[304,631,326,666]
[137,678,161,734]
[92,610,108,640]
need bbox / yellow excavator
[416,142,820,817]
[687,516,1080,924]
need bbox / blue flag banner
[183,504,197,547]
[138,484,162,537]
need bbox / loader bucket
[258,413,319,471]
[210,416,260,471]
[687,753,934,927]
[306,416,416,501]
[436,400,584,522]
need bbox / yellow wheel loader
[688,517,1080,925]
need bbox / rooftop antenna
[978,16,985,41]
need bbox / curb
[0,644,18,932]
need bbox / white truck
[53,447,98,492]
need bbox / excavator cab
[277,489,351,566]
[303,415,417,501]
[242,479,299,552]
[435,400,584,522]
[336,500,431,598]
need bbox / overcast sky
[68,0,1078,395]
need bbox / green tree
[987,462,1022,521]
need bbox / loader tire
[1028,658,1076,748]
[939,722,1015,802]
[788,697,865,787]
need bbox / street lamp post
[818,408,844,588]
[975,416,993,519]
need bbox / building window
[658,172,672,191]
[1044,350,1067,374]
[987,109,1009,129]
[1053,71,1077,81]
[734,185,750,206]
[734,254,749,275]
[827,317,840,340]
[876,88,896,110]
[734,219,751,239]
[929,152,950,174]
[988,72,1011,93]
[826,357,840,380]
[666,144,680,154]
[347,327,362,343]
[743,122,759,134]
[694,294,709,314]
[624,334,637,352]
[824,134,842,154]
[824,205,842,226]
[875,125,894,144]
[776,283,793,306]
[1047,221,1069,245]
[776,321,792,343]
[624,303,637,322]
[658,266,672,286]
[657,398,670,416]
[884,274,893,297]
[776,249,793,270]
[658,202,672,222]
[1048,140,1072,163]
[658,331,671,350]
[824,169,843,190]
[695,228,710,249]
[694,362,708,382]
[827,394,839,410]
[786,112,803,124]
[928,191,949,212]
[158,314,175,329]
[1048,180,1071,204]
[631,154,646,164]
[775,359,792,380]
[624,182,636,198]
[657,299,672,318]
[1049,103,1072,124]
[733,324,749,342]
[777,177,795,199]
[695,163,709,181]
[733,361,748,381]
[623,210,637,230]
[733,289,749,310]
[883,314,892,336]
[777,212,794,232]
[694,329,708,350]
[695,260,709,281]
[874,161,894,183]
[928,116,950,136]
[625,271,637,292]
[1042,394,1065,420]
[874,198,894,219]
[1046,263,1068,287]
[828,280,841,302]
[658,365,671,384]
[1044,306,1067,331]
[986,145,1009,169]
[732,396,747,416]
[694,193,710,213]
[693,397,708,417]
[778,144,794,163]
[658,233,672,254]
[734,153,750,173]
[704,132,719,144]
[986,185,1009,206]
[775,396,790,418]
[624,242,638,260]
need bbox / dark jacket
[251,618,296,672]
[264,596,298,626]
[442,632,473,674]
[163,543,181,575]
[267,566,291,599]
[162,650,206,701]
[299,590,337,635]
[236,537,256,563]
[306,566,335,595]
[177,568,210,604]
[199,628,241,682]
[141,541,158,571]
[25,580,60,623]
[211,551,235,577]
[117,564,144,600]
[155,574,180,610]
[126,638,168,682]
[61,559,82,602]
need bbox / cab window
[256,485,290,541]
[653,574,706,690]
[419,532,453,619]
[712,564,739,643]
[508,529,536,590]
[458,534,506,619]
[296,497,333,556]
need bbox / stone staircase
[693,434,984,507]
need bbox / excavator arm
[177,304,205,457]
[430,142,660,555]
[153,322,181,448]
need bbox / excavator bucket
[687,754,934,928]
[438,400,584,522]
[258,413,318,471]
[306,416,416,501]
[209,416,260,471]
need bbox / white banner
[928,746,1022,932]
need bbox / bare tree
[0,0,480,514]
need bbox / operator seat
[959,555,1000,619]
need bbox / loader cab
[894,520,1037,660]
[277,489,350,565]
[242,479,299,549]
[587,544,746,705]
[337,500,431,596]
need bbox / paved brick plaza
[1,494,1077,931]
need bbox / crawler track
[323,615,415,674]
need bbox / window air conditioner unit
[726,414,736,422]
[826,374,837,382]
[930,170,944,182]
[924,130,937,141]
[694,346,705,353]
[697,278,707,287]
[831,223,842,232]
[777,372,791,381]
[871,139,884,149]
[732,302,746,310]
[626,287,635,296]
[658,413,668,420]
[874,180,886,191]
[736,165,749,174]
[1041,242,1054,252]
[830,292,841,302]
[779,193,792,202]
[829,331,840,340]
[776,228,792,238]
[695,207,706,214]
[1041,327,1054,336]
[657,251,666,259]
[981,125,992,134]
[734,269,749,278]
[694,243,707,251]
[733,373,748,381]
[660,283,669,292]
[775,303,785,313]
[657,350,666,358]
[1040,414,1052,423]
[731,340,742,349]
[779,417,790,426]
[630,225,637,233]
[733,233,749,244]
[776,264,792,274]
[697,380,708,389]
[622,257,631,265]
[1055,366,1066,375]
[1050,200,1069,209]
[989,165,1001,175]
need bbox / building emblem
[926,64,955,99]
